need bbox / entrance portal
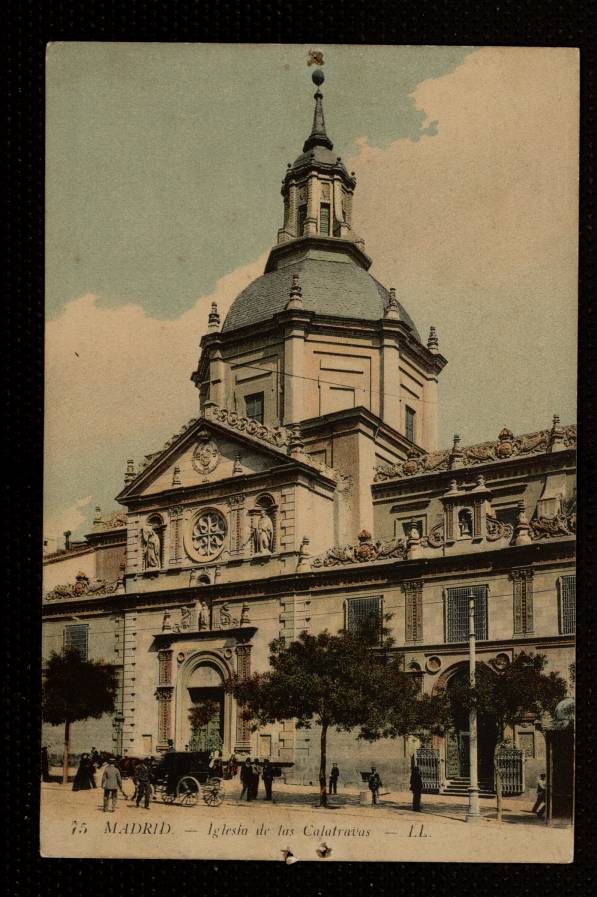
[445,667,497,781]
[186,663,225,753]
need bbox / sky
[45,43,579,544]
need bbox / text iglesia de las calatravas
[43,71,576,797]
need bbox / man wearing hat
[134,758,152,809]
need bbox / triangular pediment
[117,414,315,502]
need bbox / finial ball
[312,68,325,87]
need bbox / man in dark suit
[329,763,340,795]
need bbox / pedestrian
[262,759,275,801]
[73,753,94,791]
[368,766,382,805]
[90,746,100,768]
[41,746,50,783]
[211,750,224,778]
[165,739,175,753]
[531,773,547,817]
[134,758,152,809]
[410,764,423,812]
[250,758,261,799]
[227,753,239,779]
[240,758,253,801]
[101,757,125,812]
[329,763,340,795]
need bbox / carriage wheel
[177,776,200,806]
[203,787,224,807]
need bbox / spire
[302,69,333,152]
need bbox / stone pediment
[117,408,337,501]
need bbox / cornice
[42,537,575,617]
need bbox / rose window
[192,510,227,559]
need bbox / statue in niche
[162,611,172,632]
[198,601,210,631]
[239,603,250,626]
[141,524,161,569]
[253,509,274,554]
[458,509,473,537]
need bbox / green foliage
[229,623,443,738]
[42,648,119,727]
[188,700,220,732]
[441,652,567,736]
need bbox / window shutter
[64,624,89,660]
[346,597,383,642]
[446,586,487,642]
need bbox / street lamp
[466,590,481,823]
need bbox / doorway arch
[436,662,498,782]
[175,651,235,755]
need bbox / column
[209,348,226,407]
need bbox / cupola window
[245,392,264,424]
[320,203,330,236]
[405,406,416,443]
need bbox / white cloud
[44,48,578,532]
[349,46,578,444]
[44,495,93,543]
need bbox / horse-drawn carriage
[150,751,224,807]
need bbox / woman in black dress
[72,753,94,791]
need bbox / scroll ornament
[374,423,576,482]
[311,529,406,568]
[45,571,121,601]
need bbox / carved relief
[312,529,406,568]
[189,509,227,561]
[45,571,121,601]
[374,423,576,482]
[203,404,290,448]
[192,429,221,475]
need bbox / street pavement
[40,779,573,862]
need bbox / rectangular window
[320,203,330,236]
[405,406,416,443]
[346,596,383,642]
[64,624,89,660]
[298,205,307,236]
[559,574,576,634]
[446,585,488,643]
[245,392,264,424]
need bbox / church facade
[42,73,576,792]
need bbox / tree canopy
[443,652,567,735]
[42,648,119,727]
[229,619,445,804]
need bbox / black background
[5,1,595,894]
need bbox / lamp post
[466,590,481,823]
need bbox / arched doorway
[175,653,234,756]
[444,666,498,784]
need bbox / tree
[229,618,444,807]
[42,648,119,784]
[188,699,220,750]
[443,652,567,820]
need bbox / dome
[222,249,421,340]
